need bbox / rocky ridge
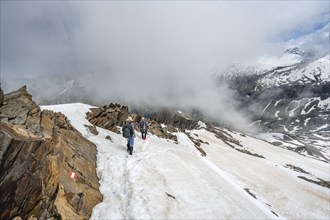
[85,104,265,159]
[148,110,198,131]
[86,105,180,143]
[0,86,102,219]
[86,103,129,133]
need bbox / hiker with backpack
[139,117,149,140]
[122,116,135,155]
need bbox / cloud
[1,1,328,130]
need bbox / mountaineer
[122,116,135,155]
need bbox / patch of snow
[288,101,300,117]
[289,125,300,134]
[250,120,262,126]
[310,124,329,132]
[304,118,311,126]
[274,100,281,107]
[313,133,330,140]
[260,101,272,117]
[197,121,207,129]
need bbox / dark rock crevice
[297,176,330,189]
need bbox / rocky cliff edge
[0,86,102,219]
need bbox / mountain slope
[257,54,329,88]
[42,103,330,219]
[225,51,330,162]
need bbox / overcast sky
[1,1,329,129]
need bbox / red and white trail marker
[69,171,77,181]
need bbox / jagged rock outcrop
[86,103,129,133]
[147,121,178,142]
[85,124,99,135]
[0,86,102,219]
[149,110,198,131]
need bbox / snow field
[192,129,329,219]
[41,103,330,219]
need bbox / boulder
[84,124,99,135]
[0,86,102,219]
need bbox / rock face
[149,110,198,131]
[0,86,102,219]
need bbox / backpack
[143,121,148,129]
[122,124,131,138]
[140,120,148,130]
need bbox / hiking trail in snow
[41,103,330,220]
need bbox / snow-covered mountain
[257,54,329,88]
[41,103,330,219]
[221,39,330,162]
